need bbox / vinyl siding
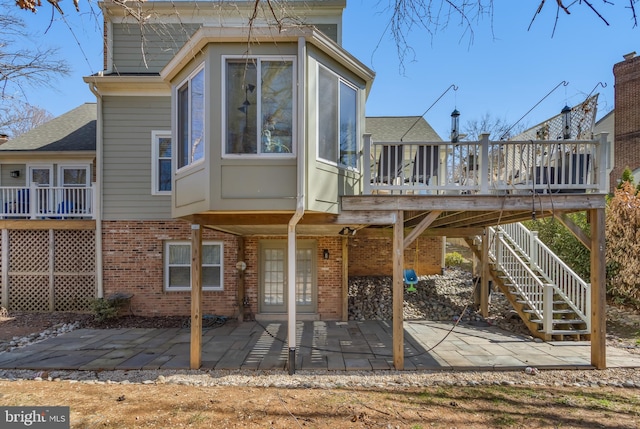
[111,23,200,74]
[102,96,172,220]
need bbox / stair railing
[488,223,590,333]
[496,223,590,330]
[493,231,547,328]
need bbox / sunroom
[160,26,374,223]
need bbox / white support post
[530,231,539,270]
[480,133,490,194]
[29,184,37,219]
[543,284,554,334]
[287,224,297,374]
[363,134,372,195]
[1,229,8,308]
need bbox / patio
[0,320,639,372]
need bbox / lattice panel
[512,95,598,141]
[54,230,96,272]
[8,275,50,311]
[9,230,49,272]
[54,275,96,312]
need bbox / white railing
[488,223,590,333]
[492,231,548,324]
[0,185,95,220]
[363,133,608,195]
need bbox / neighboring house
[0,103,97,312]
[0,1,610,370]
[593,109,614,192]
[610,52,640,190]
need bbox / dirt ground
[0,379,639,428]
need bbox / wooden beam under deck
[354,227,485,238]
[186,211,397,226]
[342,194,607,212]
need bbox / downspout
[89,82,104,299]
[287,37,306,375]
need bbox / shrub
[90,294,132,322]
[445,251,467,267]
[523,213,590,281]
[90,298,119,322]
[606,182,640,308]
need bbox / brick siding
[102,220,239,318]
[102,221,345,320]
[102,221,441,319]
[348,236,442,276]
[611,53,640,191]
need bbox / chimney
[0,133,8,145]
[623,51,636,61]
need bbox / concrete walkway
[0,320,639,371]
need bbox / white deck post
[543,284,554,334]
[363,134,372,195]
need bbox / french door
[259,240,316,314]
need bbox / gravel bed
[0,368,639,389]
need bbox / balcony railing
[0,185,96,220]
[363,134,608,195]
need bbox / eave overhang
[83,74,170,96]
[0,151,96,161]
[160,26,375,96]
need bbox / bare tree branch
[0,4,70,101]
[0,99,54,138]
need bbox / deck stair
[465,222,590,341]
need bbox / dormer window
[224,56,295,156]
[177,66,205,169]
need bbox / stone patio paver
[0,320,639,372]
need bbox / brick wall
[102,222,345,320]
[348,236,442,276]
[102,220,441,319]
[102,220,239,317]
[611,53,640,191]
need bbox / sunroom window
[164,241,223,291]
[177,67,205,169]
[318,65,358,169]
[225,57,295,156]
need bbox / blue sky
[14,1,639,140]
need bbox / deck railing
[363,133,608,195]
[0,184,96,220]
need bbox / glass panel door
[27,166,52,215]
[261,244,286,313]
[260,241,317,314]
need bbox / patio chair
[373,145,404,185]
[4,189,30,218]
[559,153,591,193]
[407,145,438,185]
[53,200,74,219]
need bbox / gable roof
[0,103,96,152]
[366,116,442,142]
